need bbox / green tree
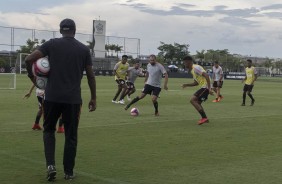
[195,50,205,62]
[157,42,189,64]
[113,44,123,57]
[17,39,39,54]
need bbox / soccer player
[125,54,168,116]
[182,55,213,125]
[25,18,96,181]
[112,55,129,104]
[212,61,224,102]
[242,59,258,106]
[23,85,65,133]
[23,84,44,130]
[124,60,144,101]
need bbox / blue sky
[0,0,282,58]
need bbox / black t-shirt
[39,37,92,104]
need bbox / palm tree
[114,44,123,57]
[195,50,205,63]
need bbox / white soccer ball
[36,76,48,89]
[32,57,50,76]
[130,107,139,116]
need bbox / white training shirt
[36,88,45,98]
[212,66,224,81]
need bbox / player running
[182,56,213,125]
[241,59,258,106]
[125,54,168,116]
[112,55,129,104]
[212,61,224,102]
[124,60,144,101]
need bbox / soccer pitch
[1,75,282,184]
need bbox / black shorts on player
[213,81,223,88]
[115,79,126,85]
[194,88,209,102]
[126,81,135,89]
[37,96,43,108]
[243,84,254,92]
[142,84,161,97]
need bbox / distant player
[182,56,213,125]
[212,61,224,102]
[242,59,258,106]
[23,84,65,133]
[23,84,44,130]
[125,60,144,101]
[125,54,168,116]
[112,55,129,104]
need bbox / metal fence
[0,26,140,58]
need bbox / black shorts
[37,96,43,108]
[243,84,254,92]
[115,79,126,85]
[213,81,223,88]
[126,81,135,89]
[194,88,209,102]
[142,84,161,97]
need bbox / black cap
[60,18,76,31]
[122,55,128,58]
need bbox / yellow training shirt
[191,64,208,88]
[113,61,129,80]
[245,66,257,85]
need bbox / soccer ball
[36,76,48,89]
[32,57,50,76]
[130,107,139,116]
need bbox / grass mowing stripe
[1,113,280,133]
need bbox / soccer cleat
[57,126,65,133]
[112,100,117,103]
[32,123,42,130]
[241,103,245,106]
[250,100,255,106]
[218,95,224,101]
[155,112,159,116]
[64,174,75,181]
[124,105,129,110]
[212,99,219,103]
[118,99,125,105]
[46,165,56,181]
[127,95,131,101]
[198,118,209,125]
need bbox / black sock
[153,101,158,113]
[58,118,63,127]
[127,97,140,108]
[248,93,254,101]
[198,110,207,118]
[35,115,41,124]
[113,89,122,101]
[243,93,246,104]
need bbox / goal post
[0,52,18,89]
[17,53,30,74]
[0,73,16,89]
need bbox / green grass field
[1,75,282,184]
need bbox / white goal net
[0,52,17,89]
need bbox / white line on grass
[0,151,132,184]
[0,113,280,133]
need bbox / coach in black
[25,18,96,181]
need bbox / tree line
[2,39,281,74]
